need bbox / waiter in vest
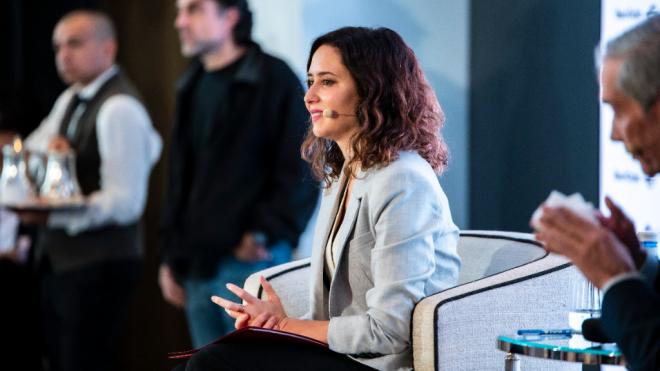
[19,10,162,371]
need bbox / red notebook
[168,326,328,359]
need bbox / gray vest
[37,70,144,273]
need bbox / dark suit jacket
[601,265,660,371]
[160,43,317,277]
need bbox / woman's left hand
[211,276,288,330]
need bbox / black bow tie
[72,94,90,106]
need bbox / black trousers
[173,337,376,371]
[39,257,141,371]
[0,260,44,371]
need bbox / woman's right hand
[211,276,288,330]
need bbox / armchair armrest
[412,251,581,371]
[243,258,311,319]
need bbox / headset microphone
[323,108,355,118]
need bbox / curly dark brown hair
[301,27,449,187]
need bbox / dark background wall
[0,1,90,136]
[469,0,601,232]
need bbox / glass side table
[497,334,624,371]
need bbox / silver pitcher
[39,150,83,203]
[0,137,35,204]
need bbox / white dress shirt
[25,65,162,235]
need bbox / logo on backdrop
[615,8,642,18]
[613,4,658,19]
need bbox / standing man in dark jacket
[535,15,660,371]
[159,0,316,346]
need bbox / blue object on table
[517,328,574,336]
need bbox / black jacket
[161,44,317,276]
[601,267,660,371]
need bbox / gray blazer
[305,151,461,370]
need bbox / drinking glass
[568,276,602,331]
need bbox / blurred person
[0,130,30,265]
[159,0,316,346]
[174,26,461,371]
[0,135,21,263]
[17,10,162,371]
[0,128,43,371]
[535,15,660,371]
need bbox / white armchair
[244,231,586,370]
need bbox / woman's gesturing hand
[211,276,288,330]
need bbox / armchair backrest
[457,230,547,284]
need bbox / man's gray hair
[602,15,660,110]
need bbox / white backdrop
[600,0,660,231]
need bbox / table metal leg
[504,352,521,371]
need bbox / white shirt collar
[74,65,119,100]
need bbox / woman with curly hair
[178,26,461,371]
